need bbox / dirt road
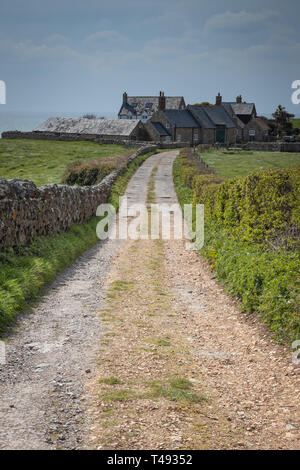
[0,150,299,450]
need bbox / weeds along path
[0,152,163,450]
[87,151,299,450]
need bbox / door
[216,127,226,143]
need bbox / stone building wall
[202,129,215,145]
[242,120,269,142]
[226,127,237,144]
[0,145,157,250]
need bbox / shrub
[62,151,134,186]
[212,169,300,245]
[173,150,300,342]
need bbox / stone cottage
[220,93,270,142]
[146,99,237,145]
[146,109,200,144]
[118,91,186,123]
[188,104,237,144]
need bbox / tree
[272,105,295,135]
[193,102,213,106]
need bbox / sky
[0,0,300,116]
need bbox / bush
[211,169,300,245]
[62,151,134,186]
[173,150,300,343]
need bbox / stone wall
[1,130,189,149]
[244,142,300,152]
[1,130,145,144]
[0,144,157,250]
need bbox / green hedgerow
[173,149,300,343]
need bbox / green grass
[99,377,123,385]
[148,378,207,403]
[0,139,130,186]
[98,378,207,404]
[292,118,300,129]
[0,151,155,334]
[199,149,300,178]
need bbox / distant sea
[0,111,116,137]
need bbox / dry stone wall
[1,130,190,149]
[0,145,157,249]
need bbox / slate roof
[188,105,236,129]
[151,122,171,136]
[35,117,141,136]
[251,117,271,130]
[119,96,185,117]
[188,106,215,129]
[223,102,256,116]
[164,109,199,128]
[203,106,236,128]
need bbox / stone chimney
[123,92,128,105]
[236,95,242,104]
[216,92,222,106]
[158,91,166,111]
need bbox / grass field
[199,149,300,178]
[0,139,130,186]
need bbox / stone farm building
[118,91,186,122]
[146,99,237,145]
[221,94,271,143]
[146,92,271,145]
[34,117,148,141]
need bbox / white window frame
[249,129,256,136]
[176,134,182,142]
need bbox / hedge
[173,149,300,343]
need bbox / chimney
[216,92,222,106]
[158,91,166,111]
[123,91,128,105]
[236,95,242,104]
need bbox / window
[264,130,268,135]
[249,129,256,136]
[165,122,170,129]
[194,132,199,141]
[177,134,182,142]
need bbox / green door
[216,127,226,143]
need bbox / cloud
[0,39,80,63]
[44,34,68,45]
[203,10,279,34]
[85,30,129,46]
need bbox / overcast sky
[1,0,300,115]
